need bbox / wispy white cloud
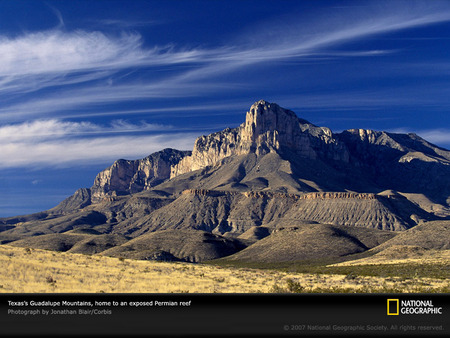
[1,1,450,168]
[0,28,216,79]
[0,119,196,168]
[0,119,170,142]
[413,129,450,146]
[0,119,99,142]
[0,133,196,168]
[387,127,450,148]
[46,3,65,29]
[0,29,209,98]
[314,50,397,57]
[0,30,141,76]
[0,81,236,121]
[95,18,162,28]
[1,1,450,122]
[237,1,450,49]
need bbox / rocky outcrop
[116,186,435,236]
[91,148,190,202]
[170,127,242,177]
[3,100,450,265]
[88,100,450,205]
[241,100,349,161]
[299,192,376,200]
[100,229,246,263]
[51,188,92,213]
[181,189,237,197]
[337,129,450,203]
[180,189,376,201]
[337,128,450,166]
[171,100,349,177]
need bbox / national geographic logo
[387,299,443,315]
[387,299,399,315]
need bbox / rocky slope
[91,148,190,203]
[1,100,449,263]
[100,229,246,263]
[111,189,433,237]
[223,222,396,263]
[85,100,450,206]
[337,129,450,204]
[170,100,349,177]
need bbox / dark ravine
[1,100,449,263]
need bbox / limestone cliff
[90,148,190,202]
[87,100,450,205]
[170,100,349,177]
[336,129,450,202]
[2,100,450,264]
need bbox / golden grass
[0,245,448,293]
[331,247,450,267]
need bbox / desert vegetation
[0,244,448,293]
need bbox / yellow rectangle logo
[387,299,399,315]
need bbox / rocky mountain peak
[3,100,449,251]
[90,148,190,202]
[91,100,450,202]
[242,100,301,145]
[169,101,349,178]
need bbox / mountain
[1,100,449,263]
[329,220,450,267]
[91,148,190,203]
[222,222,397,263]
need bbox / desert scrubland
[1,245,448,293]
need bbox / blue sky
[1,0,450,217]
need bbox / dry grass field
[330,245,450,266]
[0,244,448,293]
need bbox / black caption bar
[1,294,449,337]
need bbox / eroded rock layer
[1,100,449,263]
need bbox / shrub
[285,278,304,293]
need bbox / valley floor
[0,245,448,293]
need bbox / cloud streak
[0,119,171,142]
[0,134,196,168]
[1,1,450,122]
[1,1,450,169]
[412,129,450,146]
[0,119,197,168]
[386,127,450,148]
[0,29,209,100]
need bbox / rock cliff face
[2,100,450,264]
[170,100,349,177]
[338,128,450,164]
[337,129,450,202]
[87,100,450,206]
[120,187,432,236]
[241,101,349,161]
[90,148,190,202]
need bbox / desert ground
[0,244,448,293]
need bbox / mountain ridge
[1,100,449,263]
[86,100,450,206]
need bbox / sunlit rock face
[170,100,349,177]
[91,148,189,202]
[2,100,450,265]
[87,100,450,209]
